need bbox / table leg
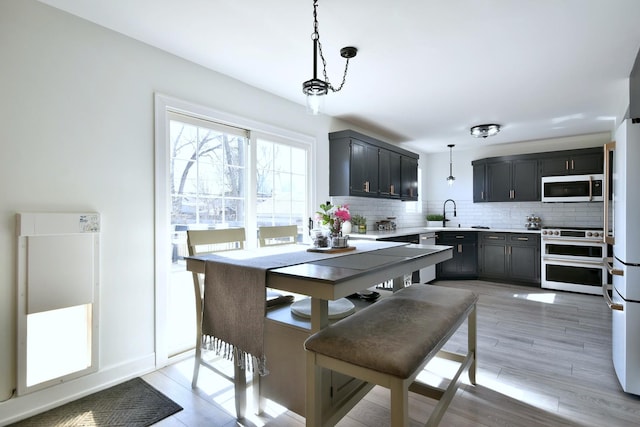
[310,297,329,333]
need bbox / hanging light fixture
[470,124,501,138]
[302,0,357,115]
[446,144,456,186]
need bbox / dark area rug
[9,377,183,427]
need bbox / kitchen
[3,1,640,426]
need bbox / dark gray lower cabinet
[478,232,540,285]
[436,232,478,279]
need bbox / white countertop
[348,227,541,240]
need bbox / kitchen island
[186,240,453,418]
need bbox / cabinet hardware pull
[602,283,623,311]
[488,236,499,239]
[364,181,369,192]
[390,184,394,194]
[517,237,528,241]
[457,244,463,253]
[565,160,569,170]
[481,191,485,200]
[605,257,624,276]
[455,235,464,239]
[571,159,575,170]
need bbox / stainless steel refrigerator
[606,119,640,395]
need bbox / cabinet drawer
[509,234,540,246]
[436,232,477,243]
[481,232,507,242]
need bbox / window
[169,112,248,230]
[256,137,308,235]
[154,95,313,361]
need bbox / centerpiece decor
[316,202,350,248]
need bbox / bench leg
[468,305,477,385]
[306,351,323,427]
[389,379,409,427]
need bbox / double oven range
[541,226,606,295]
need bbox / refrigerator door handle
[605,257,624,276]
[602,283,623,311]
[603,142,615,244]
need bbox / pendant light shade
[446,144,455,186]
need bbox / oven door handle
[602,283,623,311]
[588,175,593,201]
[604,257,624,276]
[542,256,603,266]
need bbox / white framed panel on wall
[16,213,100,395]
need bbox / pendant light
[446,144,456,186]
[301,0,357,115]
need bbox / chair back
[187,228,246,256]
[258,225,298,247]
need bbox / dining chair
[258,225,298,247]
[186,227,258,418]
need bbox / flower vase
[342,220,352,234]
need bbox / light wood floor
[145,280,640,426]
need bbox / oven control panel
[541,228,604,241]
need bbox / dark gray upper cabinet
[329,130,419,200]
[540,148,603,176]
[476,158,539,202]
[472,147,602,203]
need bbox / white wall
[0,0,352,422]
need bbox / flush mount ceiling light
[446,144,456,186]
[470,124,501,138]
[302,0,357,115]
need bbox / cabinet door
[512,159,539,201]
[350,140,378,197]
[570,152,603,175]
[541,155,569,176]
[479,235,508,278]
[486,162,511,201]
[509,245,539,283]
[508,234,541,283]
[457,243,478,276]
[400,156,418,200]
[473,163,487,202]
[436,233,477,279]
[379,149,401,198]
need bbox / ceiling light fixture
[446,144,456,186]
[470,124,501,138]
[302,0,357,115]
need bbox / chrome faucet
[442,199,457,227]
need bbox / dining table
[185,239,453,420]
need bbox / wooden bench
[304,284,478,427]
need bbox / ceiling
[38,0,640,153]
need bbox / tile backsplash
[330,196,604,231]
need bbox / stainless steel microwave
[541,174,604,202]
